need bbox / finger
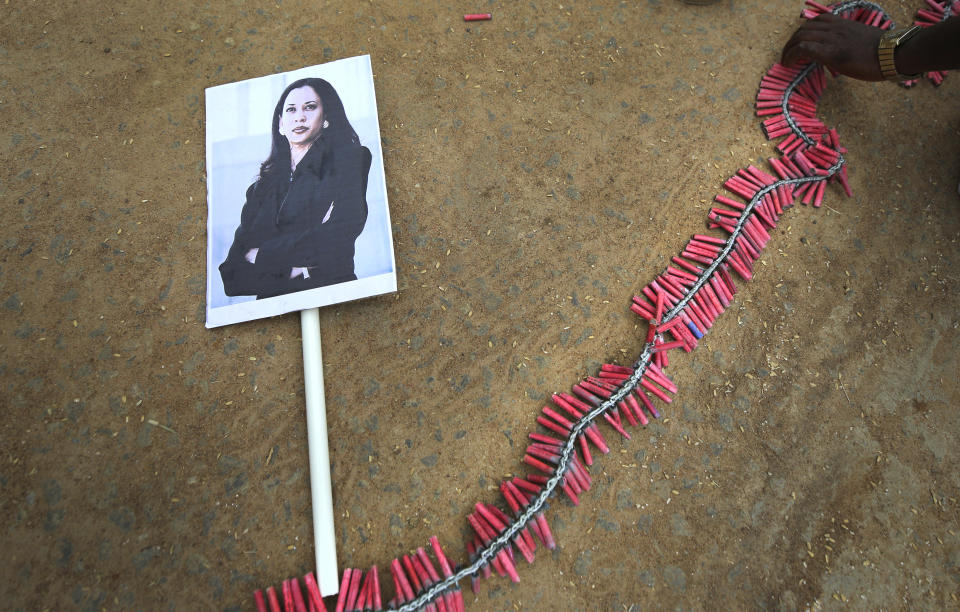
[783,29,830,50]
[781,31,816,65]
[780,25,848,65]
[789,13,839,32]
[781,40,829,67]
[781,21,839,56]
[790,20,850,38]
[809,12,844,25]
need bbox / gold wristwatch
[877,26,922,81]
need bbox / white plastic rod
[300,307,339,597]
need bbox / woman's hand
[781,13,884,81]
[244,247,259,264]
[290,267,311,279]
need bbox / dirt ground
[2,0,959,610]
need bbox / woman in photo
[219,78,372,299]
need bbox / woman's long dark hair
[259,77,361,179]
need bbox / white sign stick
[300,307,339,597]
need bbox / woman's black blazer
[220,140,372,299]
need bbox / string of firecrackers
[251,1,943,609]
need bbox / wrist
[878,26,923,81]
[894,32,924,76]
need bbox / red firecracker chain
[253,2,948,610]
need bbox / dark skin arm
[781,13,960,81]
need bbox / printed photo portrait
[205,55,396,328]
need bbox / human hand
[244,247,259,264]
[290,267,310,279]
[781,13,884,81]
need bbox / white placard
[205,55,396,328]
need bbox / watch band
[878,26,922,81]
